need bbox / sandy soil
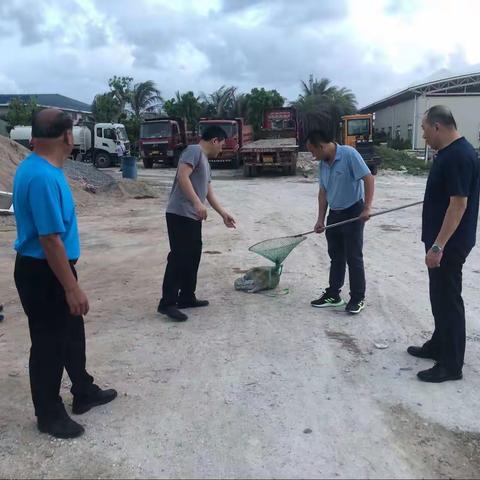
[1,167,480,479]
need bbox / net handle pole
[296,200,424,237]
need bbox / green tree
[299,75,336,99]
[91,92,121,123]
[232,93,250,119]
[123,116,141,152]
[244,88,284,135]
[327,86,357,139]
[200,85,237,118]
[163,91,202,131]
[4,96,39,128]
[108,75,133,114]
[130,80,162,118]
[294,75,357,141]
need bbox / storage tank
[72,125,92,151]
[9,126,32,148]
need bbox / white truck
[9,123,130,168]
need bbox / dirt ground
[1,166,480,479]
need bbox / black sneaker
[38,406,84,439]
[417,363,462,383]
[178,299,209,309]
[345,299,365,314]
[72,386,118,415]
[157,305,188,321]
[311,293,345,308]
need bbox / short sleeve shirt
[13,153,80,260]
[422,137,480,253]
[166,145,211,220]
[319,145,371,210]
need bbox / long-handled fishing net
[235,201,423,293]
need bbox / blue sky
[0,0,479,108]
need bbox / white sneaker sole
[346,303,365,314]
[311,301,346,308]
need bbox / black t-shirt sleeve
[443,153,472,197]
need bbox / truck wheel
[94,151,111,168]
[143,158,154,169]
[370,165,378,175]
[250,166,258,177]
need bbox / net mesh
[249,235,307,265]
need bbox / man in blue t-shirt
[306,129,375,314]
[408,106,480,383]
[13,109,117,439]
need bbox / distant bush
[375,145,430,175]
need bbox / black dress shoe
[417,364,462,383]
[177,299,209,309]
[72,387,118,415]
[157,305,188,321]
[407,345,437,360]
[38,406,85,438]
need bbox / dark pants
[14,255,94,419]
[160,213,202,306]
[423,247,467,373]
[325,200,366,301]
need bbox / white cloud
[0,0,479,107]
[0,74,20,93]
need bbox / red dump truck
[139,117,188,168]
[241,107,299,177]
[198,117,253,168]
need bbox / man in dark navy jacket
[408,105,480,382]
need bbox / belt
[17,254,78,266]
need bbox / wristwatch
[431,243,443,253]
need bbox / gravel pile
[297,151,318,178]
[63,160,117,190]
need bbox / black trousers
[160,213,202,306]
[424,247,467,373]
[325,200,366,301]
[14,255,94,419]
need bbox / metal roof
[359,71,480,113]
[0,94,92,113]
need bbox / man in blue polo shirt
[408,106,480,383]
[13,109,117,439]
[306,129,375,314]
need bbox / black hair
[32,110,73,138]
[305,129,334,146]
[201,125,227,141]
[424,105,457,129]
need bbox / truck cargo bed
[241,138,298,152]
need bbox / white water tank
[10,125,92,152]
[9,126,32,148]
[72,126,92,151]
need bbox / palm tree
[200,85,237,118]
[295,75,357,141]
[299,75,336,100]
[232,92,249,119]
[327,87,357,139]
[130,81,162,118]
[164,91,202,131]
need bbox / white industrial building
[359,71,480,150]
